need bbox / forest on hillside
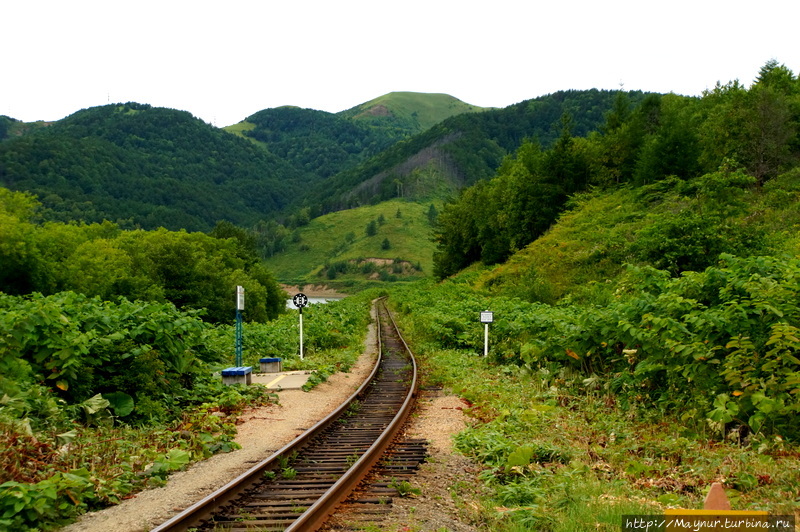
[240,92,489,184]
[300,89,648,214]
[0,103,305,231]
[433,60,799,278]
[242,106,400,179]
[1,90,644,237]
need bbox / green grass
[264,199,440,284]
[339,92,490,133]
[391,337,800,532]
[222,120,255,136]
[221,120,269,149]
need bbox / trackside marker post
[235,285,244,366]
[480,310,493,357]
[221,286,251,386]
[293,293,309,360]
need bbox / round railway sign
[293,293,309,308]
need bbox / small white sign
[236,286,245,310]
[480,311,493,324]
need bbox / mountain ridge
[0,103,305,231]
[298,89,650,214]
[0,89,646,236]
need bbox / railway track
[152,299,418,531]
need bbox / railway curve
[151,298,418,531]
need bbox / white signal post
[480,310,493,357]
[236,285,245,311]
[293,293,309,360]
[235,286,244,366]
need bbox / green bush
[0,292,211,424]
[0,470,95,530]
[391,254,800,439]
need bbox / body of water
[286,296,344,309]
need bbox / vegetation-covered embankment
[0,186,379,530]
[385,167,800,529]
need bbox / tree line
[433,61,799,278]
[0,187,286,323]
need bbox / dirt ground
[280,284,349,298]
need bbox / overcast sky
[3,0,798,127]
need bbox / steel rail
[285,299,418,531]
[151,298,417,532]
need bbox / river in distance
[286,296,344,309]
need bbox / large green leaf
[103,391,135,417]
[506,444,536,469]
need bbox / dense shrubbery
[0,289,285,530]
[0,292,211,424]
[401,328,798,529]
[392,253,800,440]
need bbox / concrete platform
[251,370,311,390]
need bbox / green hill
[223,92,487,184]
[262,199,439,286]
[473,167,800,304]
[430,61,800,279]
[0,103,305,231]
[2,92,492,235]
[338,91,489,134]
[1,91,649,234]
[300,89,651,214]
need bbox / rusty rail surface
[151,299,417,531]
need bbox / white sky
[3,0,798,127]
